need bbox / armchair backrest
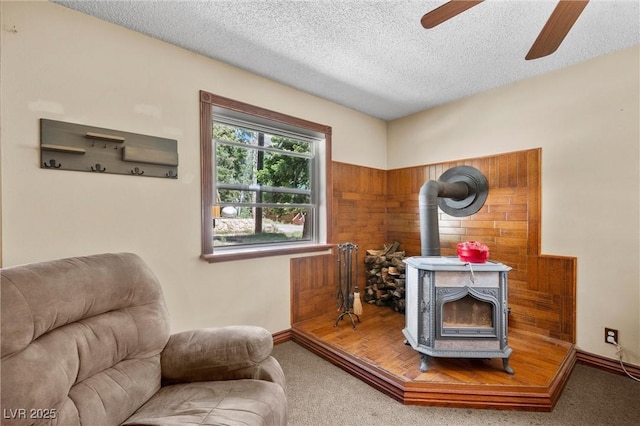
[1,253,170,425]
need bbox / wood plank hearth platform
[291,303,576,411]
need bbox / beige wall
[0,1,387,333]
[388,46,640,365]
[2,2,638,366]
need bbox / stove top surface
[404,256,511,272]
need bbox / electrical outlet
[605,327,618,345]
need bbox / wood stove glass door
[439,289,498,338]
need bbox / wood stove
[402,256,514,374]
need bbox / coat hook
[131,167,144,176]
[43,159,62,168]
[91,163,106,172]
[166,170,177,178]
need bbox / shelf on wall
[40,119,178,179]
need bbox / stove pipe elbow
[419,180,442,256]
[418,165,489,257]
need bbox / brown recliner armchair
[1,253,287,425]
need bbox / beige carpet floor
[271,341,639,426]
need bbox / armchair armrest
[160,326,285,389]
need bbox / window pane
[215,144,252,185]
[261,190,310,205]
[217,189,255,206]
[214,123,258,145]
[212,124,314,248]
[214,125,313,207]
[268,135,312,154]
[215,148,312,192]
[214,123,312,155]
[213,207,312,247]
[258,149,311,191]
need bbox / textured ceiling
[53,0,639,120]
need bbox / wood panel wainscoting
[290,149,580,410]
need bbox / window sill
[201,243,334,263]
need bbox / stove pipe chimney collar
[419,165,489,256]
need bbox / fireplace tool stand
[334,242,361,329]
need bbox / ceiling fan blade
[421,1,484,29]
[525,0,589,60]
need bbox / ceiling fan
[421,0,589,60]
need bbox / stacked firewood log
[363,242,407,313]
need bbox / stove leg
[503,357,514,375]
[419,354,430,372]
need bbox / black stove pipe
[418,180,470,256]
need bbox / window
[200,91,333,262]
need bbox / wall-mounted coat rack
[40,119,178,179]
